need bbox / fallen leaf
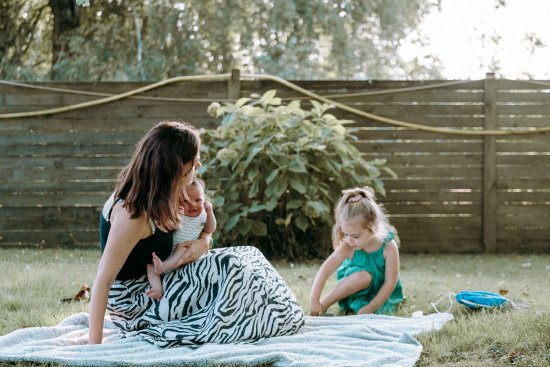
[498,289,509,295]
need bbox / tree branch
[20,4,49,58]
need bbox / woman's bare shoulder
[110,204,152,238]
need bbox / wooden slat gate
[1,72,549,252]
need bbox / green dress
[336,231,404,314]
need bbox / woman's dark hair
[114,121,200,230]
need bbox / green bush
[199,90,395,260]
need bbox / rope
[298,79,479,99]
[0,78,476,101]
[0,80,234,103]
[1,73,550,136]
[0,74,231,118]
[244,74,550,136]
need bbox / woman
[89,121,304,347]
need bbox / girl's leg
[320,271,372,311]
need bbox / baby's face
[182,184,205,217]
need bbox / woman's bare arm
[173,230,211,268]
[88,206,150,344]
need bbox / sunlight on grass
[0,249,549,367]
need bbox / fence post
[227,68,241,100]
[483,72,497,253]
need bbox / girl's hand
[357,305,374,314]
[204,200,212,211]
[309,300,325,316]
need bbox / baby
[145,178,216,299]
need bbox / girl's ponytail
[333,186,391,249]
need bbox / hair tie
[348,195,362,203]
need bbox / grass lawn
[0,248,549,367]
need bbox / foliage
[199,91,396,260]
[1,0,443,81]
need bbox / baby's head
[332,187,389,247]
[182,178,206,217]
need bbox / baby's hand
[204,200,213,211]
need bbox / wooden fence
[1,71,549,253]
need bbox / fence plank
[482,74,497,252]
[399,240,481,253]
[227,69,241,99]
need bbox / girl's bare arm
[357,240,400,314]
[309,244,351,315]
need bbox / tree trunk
[48,0,80,79]
[0,2,21,77]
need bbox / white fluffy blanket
[0,312,452,367]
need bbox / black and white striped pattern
[107,246,304,348]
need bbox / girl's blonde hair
[332,186,392,249]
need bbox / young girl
[145,178,217,300]
[309,186,404,316]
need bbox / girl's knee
[351,271,372,287]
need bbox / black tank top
[99,198,173,281]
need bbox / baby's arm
[309,244,350,316]
[357,240,400,314]
[203,200,216,234]
[152,247,187,274]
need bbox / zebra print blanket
[0,312,453,367]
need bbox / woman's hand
[173,232,211,268]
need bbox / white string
[507,299,521,310]
[430,292,456,313]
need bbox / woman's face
[181,153,202,186]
